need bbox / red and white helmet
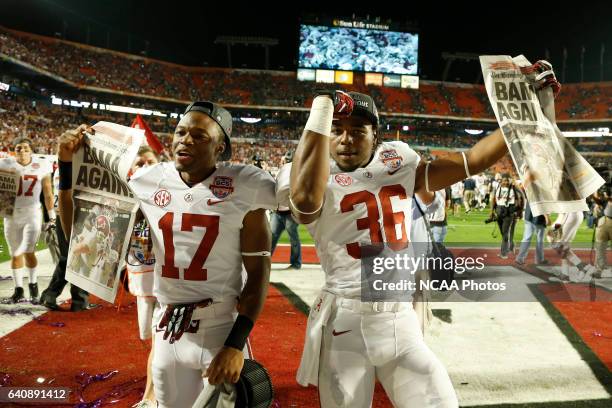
[95,215,110,235]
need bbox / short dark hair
[13,137,33,149]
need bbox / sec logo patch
[334,174,353,186]
[153,189,172,207]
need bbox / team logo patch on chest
[334,174,353,186]
[153,189,172,207]
[31,163,40,170]
[380,149,403,174]
[210,176,234,199]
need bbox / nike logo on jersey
[207,199,225,205]
[332,329,351,336]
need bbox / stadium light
[240,117,262,124]
[402,125,409,131]
[465,129,484,135]
[563,130,610,137]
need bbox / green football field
[0,210,597,264]
[277,209,597,247]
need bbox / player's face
[330,116,376,172]
[133,151,159,171]
[172,111,225,175]
[140,151,159,166]
[14,143,32,165]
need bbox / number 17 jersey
[129,162,277,305]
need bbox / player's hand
[43,219,56,232]
[531,60,561,98]
[315,89,354,117]
[58,124,92,162]
[204,346,244,385]
[73,243,90,255]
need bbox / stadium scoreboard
[297,18,419,89]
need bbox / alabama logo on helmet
[380,149,403,174]
[334,173,352,186]
[210,176,234,199]
[153,189,172,208]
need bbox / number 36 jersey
[129,162,277,305]
[277,141,420,297]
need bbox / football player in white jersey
[279,90,532,408]
[57,101,276,408]
[1,138,54,303]
[547,208,598,282]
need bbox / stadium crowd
[1,92,609,171]
[2,26,611,121]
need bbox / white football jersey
[0,156,53,210]
[277,141,420,296]
[450,182,463,199]
[129,162,276,304]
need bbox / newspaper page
[0,169,19,218]
[480,55,605,216]
[66,121,144,303]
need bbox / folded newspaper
[480,55,605,216]
[0,169,19,218]
[65,122,144,303]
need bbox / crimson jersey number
[340,184,408,259]
[17,175,38,196]
[158,212,219,281]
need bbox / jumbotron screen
[298,24,418,75]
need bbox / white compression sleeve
[304,96,334,137]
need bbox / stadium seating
[2,26,611,121]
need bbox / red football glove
[522,60,561,98]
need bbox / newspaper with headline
[480,55,604,216]
[66,121,144,303]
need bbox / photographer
[490,174,520,259]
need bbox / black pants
[496,206,516,256]
[40,220,88,307]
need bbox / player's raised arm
[205,208,272,385]
[414,129,507,194]
[290,91,354,224]
[56,124,90,237]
